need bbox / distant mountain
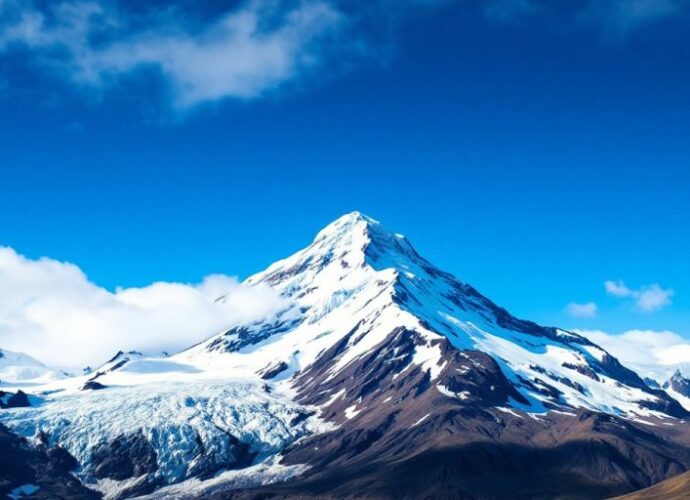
[2,212,690,499]
[0,348,67,384]
[664,370,690,397]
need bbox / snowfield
[1,354,332,497]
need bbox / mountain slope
[183,212,690,498]
[186,212,684,419]
[615,469,690,500]
[2,212,690,499]
[0,348,66,385]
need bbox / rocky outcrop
[0,424,99,499]
[0,390,31,408]
[664,370,690,398]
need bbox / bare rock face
[81,380,107,391]
[0,424,99,499]
[258,360,289,380]
[0,390,31,408]
[91,431,158,481]
[664,370,690,398]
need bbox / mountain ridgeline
[2,212,690,499]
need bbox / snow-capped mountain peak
[3,212,689,500]
[193,212,684,419]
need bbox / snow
[496,407,524,418]
[436,385,470,400]
[666,387,690,411]
[1,360,330,491]
[344,405,361,419]
[320,388,347,408]
[134,459,309,499]
[0,348,66,385]
[412,413,430,427]
[412,342,446,381]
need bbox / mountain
[0,423,100,499]
[2,212,690,499]
[186,212,684,417]
[662,370,690,412]
[0,348,67,385]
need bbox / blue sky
[1,0,689,338]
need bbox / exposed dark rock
[91,431,158,481]
[562,362,601,382]
[47,445,80,474]
[258,360,289,380]
[637,389,689,418]
[0,424,99,499]
[222,411,690,500]
[82,380,107,391]
[0,390,31,408]
[207,313,303,353]
[664,370,690,397]
[186,433,255,481]
[644,377,661,389]
[598,353,647,390]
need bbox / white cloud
[604,279,674,312]
[566,301,598,318]
[2,0,689,110]
[0,0,345,108]
[604,279,633,297]
[0,246,289,369]
[578,329,690,382]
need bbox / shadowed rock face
[258,360,289,380]
[0,424,99,499]
[91,431,158,481]
[81,380,107,391]
[665,370,690,398]
[0,390,30,408]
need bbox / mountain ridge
[2,211,690,499]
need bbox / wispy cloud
[2,0,689,110]
[566,301,598,318]
[0,0,345,109]
[604,279,674,312]
[0,246,289,368]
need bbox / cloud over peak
[0,246,288,368]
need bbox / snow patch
[344,405,361,419]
